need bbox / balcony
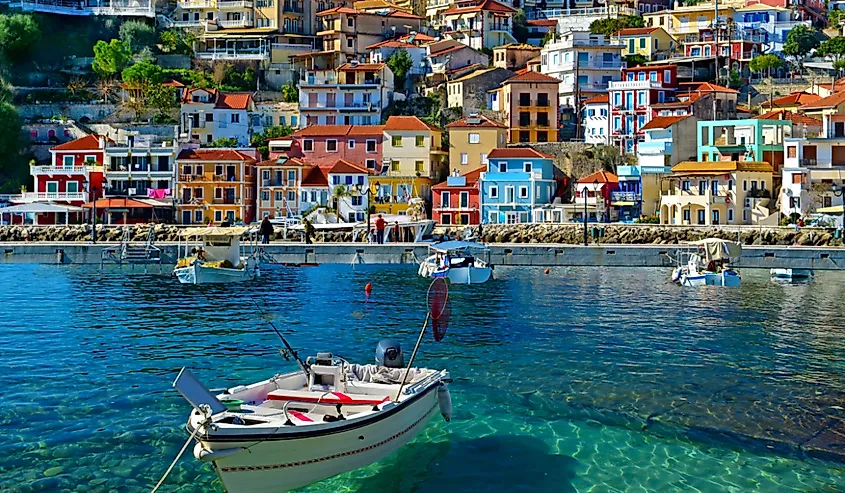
[178,0,213,7]
[164,18,205,27]
[610,191,642,202]
[31,165,87,175]
[282,1,303,11]
[262,179,296,187]
[661,188,730,206]
[195,45,269,60]
[180,172,236,182]
[608,80,663,90]
[11,192,86,203]
[217,0,252,7]
[17,0,154,16]
[637,140,672,155]
[213,197,239,205]
[217,18,254,28]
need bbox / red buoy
[365,283,373,294]
[544,268,550,275]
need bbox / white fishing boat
[671,238,742,287]
[173,227,259,284]
[418,240,492,284]
[771,268,814,281]
[162,280,454,493]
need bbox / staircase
[101,226,162,269]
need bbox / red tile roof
[578,170,618,184]
[799,90,845,110]
[347,125,385,135]
[432,167,485,189]
[757,110,822,127]
[387,8,423,18]
[215,92,253,110]
[51,134,105,152]
[294,125,385,137]
[316,6,359,15]
[399,32,435,43]
[428,40,466,57]
[384,115,439,132]
[182,87,218,104]
[255,157,310,167]
[526,19,557,27]
[366,40,418,49]
[760,91,822,108]
[487,147,554,159]
[503,71,561,84]
[329,159,370,174]
[640,115,690,131]
[678,81,739,94]
[441,0,516,15]
[301,166,329,187]
[614,27,660,36]
[337,62,386,71]
[446,114,507,128]
[583,94,609,105]
[176,149,254,161]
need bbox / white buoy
[438,384,452,422]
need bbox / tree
[386,49,413,93]
[590,16,644,37]
[281,81,298,103]
[97,78,118,103]
[829,9,844,29]
[331,184,353,222]
[119,20,157,54]
[512,9,529,44]
[92,39,132,79]
[66,77,86,96]
[121,60,164,88]
[146,84,178,122]
[818,36,845,68]
[749,54,783,106]
[250,126,295,159]
[0,14,40,65]
[205,137,239,148]
[0,77,25,191]
[540,29,559,46]
[782,25,820,71]
[727,69,742,90]
[624,54,647,67]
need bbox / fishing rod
[253,299,309,378]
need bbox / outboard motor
[375,339,404,368]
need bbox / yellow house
[376,116,448,215]
[446,114,507,174]
[176,148,257,225]
[666,4,734,37]
[659,161,774,226]
[613,27,675,61]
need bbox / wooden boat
[173,227,259,284]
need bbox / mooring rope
[151,417,205,493]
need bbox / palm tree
[331,185,353,222]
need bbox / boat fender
[193,443,246,463]
[438,384,452,422]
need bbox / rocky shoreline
[0,223,841,247]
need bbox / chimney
[98,135,105,149]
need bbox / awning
[611,201,636,207]
[82,198,154,209]
[817,205,844,213]
[809,169,845,180]
[0,203,83,214]
[135,198,174,208]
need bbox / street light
[583,179,599,246]
[355,181,379,243]
[83,179,98,244]
[832,183,845,234]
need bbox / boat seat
[267,389,390,406]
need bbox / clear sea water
[3,264,845,492]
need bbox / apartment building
[608,64,678,154]
[440,0,517,51]
[613,27,675,61]
[256,156,311,219]
[175,148,257,225]
[180,89,262,146]
[446,67,514,116]
[446,114,508,174]
[299,62,395,126]
[316,5,423,59]
[490,71,561,143]
[290,124,385,171]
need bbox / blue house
[481,147,558,224]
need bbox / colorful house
[697,119,790,173]
[481,147,558,224]
[608,64,678,154]
[180,89,260,146]
[290,124,385,172]
[489,71,561,144]
[255,156,312,220]
[440,0,517,51]
[760,92,822,112]
[446,114,508,175]
[299,165,331,214]
[327,159,370,223]
[175,148,257,225]
[299,62,395,126]
[614,27,675,61]
[431,167,484,226]
[575,170,619,222]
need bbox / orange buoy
[544,268,550,275]
[365,282,373,294]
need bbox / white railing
[195,47,269,60]
[526,6,637,19]
[608,80,663,90]
[217,0,251,7]
[218,18,253,28]
[31,166,87,175]
[10,192,87,202]
[178,0,213,6]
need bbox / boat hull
[679,271,740,287]
[771,268,813,280]
[203,384,440,493]
[447,265,492,284]
[174,258,258,284]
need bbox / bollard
[56,249,64,264]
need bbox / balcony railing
[608,80,663,90]
[195,46,269,60]
[217,18,254,28]
[213,197,239,204]
[801,159,818,166]
[217,0,252,7]
[17,0,154,16]
[610,191,642,202]
[31,165,87,175]
[178,0,213,7]
[10,192,86,202]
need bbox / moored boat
[418,240,492,284]
[173,227,259,284]
[672,238,742,287]
[771,268,814,281]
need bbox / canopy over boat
[692,238,742,261]
[179,226,253,237]
[430,240,489,253]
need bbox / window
[215,165,224,176]
[788,146,797,158]
[524,162,532,173]
[743,180,748,191]
[638,72,645,81]
[698,181,707,195]
[346,16,353,28]
[84,155,97,164]
[614,93,621,106]
[215,187,223,199]
[697,209,705,225]
[639,37,646,48]
[461,153,468,165]
[711,180,718,195]
[347,38,353,48]
[728,208,734,222]
[743,209,748,222]
[231,113,240,123]
[275,191,283,201]
[518,186,528,198]
[195,210,204,223]
[215,210,222,222]
[728,179,733,191]
[392,135,402,147]
[326,139,338,152]
[519,93,531,106]
[537,93,549,107]
[460,192,469,208]
[637,91,645,106]
[415,135,425,147]
[519,131,530,143]
[712,210,720,224]
[519,112,530,126]
[391,160,399,172]
[537,112,549,127]
[351,196,362,206]
[261,191,270,201]
[658,91,665,103]
[489,186,498,198]
[366,139,377,153]
[195,187,203,199]
[468,133,480,144]
[348,140,355,149]
[792,173,802,184]
[441,214,451,225]
[415,160,424,173]
[63,155,74,167]
[366,159,376,169]
[682,180,691,191]
[303,139,314,152]
[664,70,671,83]
[67,182,79,193]
[481,153,488,164]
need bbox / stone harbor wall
[478,224,843,247]
[0,224,343,243]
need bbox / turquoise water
[3,264,845,492]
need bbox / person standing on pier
[259,216,273,245]
[375,214,386,244]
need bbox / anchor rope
[151,415,206,493]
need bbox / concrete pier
[1,242,844,269]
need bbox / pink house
[287,125,385,173]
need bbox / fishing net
[427,278,450,342]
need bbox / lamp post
[832,183,845,236]
[583,181,588,246]
[83,179,98,244]
[356,181,379,243]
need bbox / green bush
[634,215,659,224]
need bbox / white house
[582,94,610,144]
[326,159,370,223]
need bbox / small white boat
[174,227,259,284]
[771,268,814,281]
[418,240,492,284]
[173,343,451,493]
[672,238,742,287]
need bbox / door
[506,212,518,224]
[226,210,235,223]
[225,188,236,204]
[505,187,515,203]
[697,209,705,225]
[712,210,720,225]
[460,191,469,208]
[182,210,192,224]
